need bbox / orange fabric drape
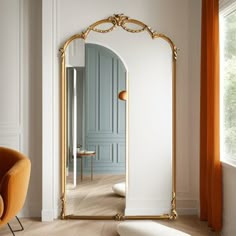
[200,0,222,232]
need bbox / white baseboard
[19,201,199,219]
[41,209,55,221]
[125,207,198,216]
[54,207,61,219]
[125,199,199,216]
[176,208,198,215]
[176,199,199,216]
[19,207,59,221]
[125,207,171,216]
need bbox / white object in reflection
[66,39,85,67]
[112,182,126,197]
[72,68,77,187]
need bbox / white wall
[0,0,42,217]
[182,0,201,214]
[42,0,202,220]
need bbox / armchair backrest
[0,147,31,226]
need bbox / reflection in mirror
[65,39,127,216]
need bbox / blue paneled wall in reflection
[67,43,127,174]
[85,44,126,174]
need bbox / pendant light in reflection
[118,90,127,101]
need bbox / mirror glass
[65,38,127,216]
[61,15,176,219]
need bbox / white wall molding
[41,210,55,222]
[0,134,20,150]
[42,0,57,221]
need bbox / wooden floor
[0,176,218,235]
[66,174,125,216]
[0,216,216,236]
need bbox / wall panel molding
[42,0,58,221]
[0,0,22,151]
[0,134,20,150]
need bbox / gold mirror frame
[60,14,178,221]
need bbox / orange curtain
[200,0,222,232]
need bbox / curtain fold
[200,0,222,232]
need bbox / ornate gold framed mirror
[60,14,177,221]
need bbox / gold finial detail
[110,14,129,26]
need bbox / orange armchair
[0,147,31,235]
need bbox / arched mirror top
[59,14,178,60]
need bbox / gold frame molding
[60,14,178,221]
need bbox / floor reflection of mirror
[66,173,125,216]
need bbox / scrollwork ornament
[111,14,129,26]
[59,48,65,59]
[90,25,116,34]
[173,46,178,61]
[170,192,178,220]
[61,14,177,54]
[61,193,66,219]
[170,209,178,220]
[114,213,125,221]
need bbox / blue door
[84,43,126,174]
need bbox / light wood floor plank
[66,174,125,216]
[0,216,215,236]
